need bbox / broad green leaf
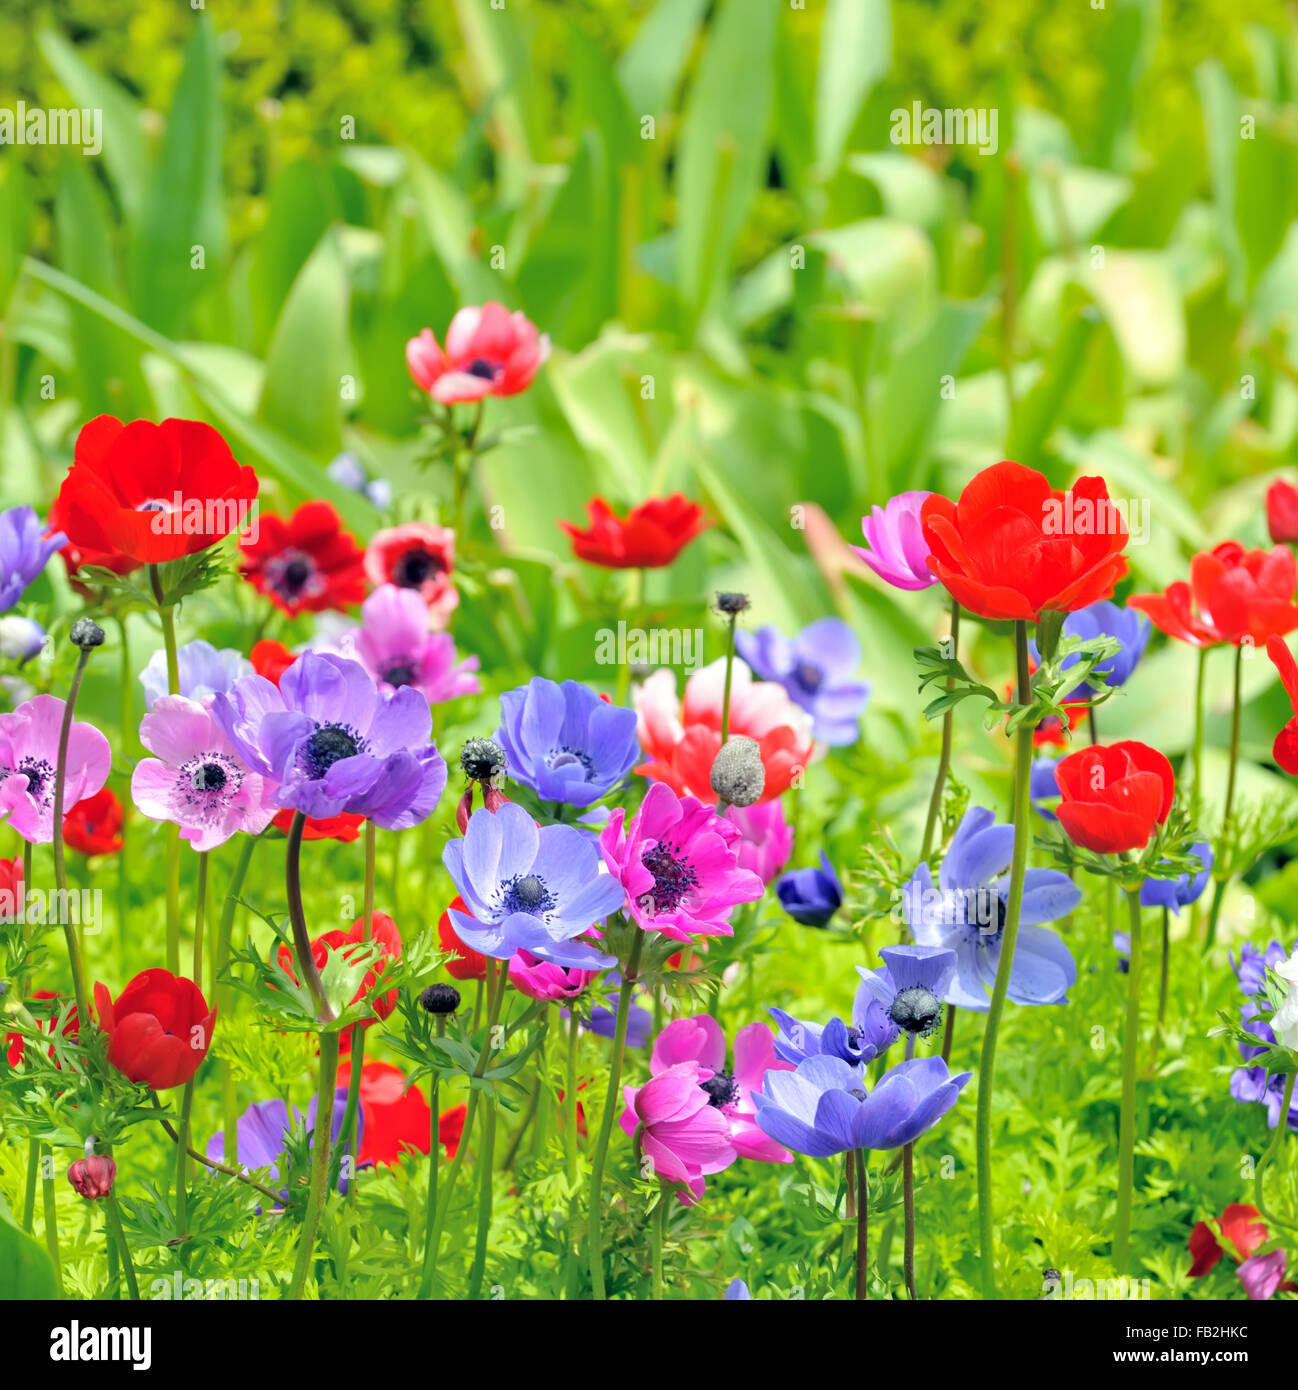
[618,0,708,115]
[0,1216,60,1299]
[815,0,891,176]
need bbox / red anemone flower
[240,501,366,616]
[250,639,297,686]
[1054,740,1175,855]
[62,786,125,855]
[335,1058,431,1168]
[1188,1204,1269,1277]
[94,969,216,1090]
[438,897,488,981]
[276,913,403,1025]
[920,461,1129,621]
[363,523,459,626]
[1130,542,1298,649]
[1265,636,1298,775]
[46,488,141,591]
[270,807,365,842]
[52,416,258,566]
[559,495,710,570]
[1267,480,1298,546]
[5,989,79,1068]
[0,854,24,923]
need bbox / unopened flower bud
[483,786,510,814]
[460,737,505,786]
[69,618,105,651]
[456,787,474,834]
[710,737,765,807]
[68,1154,116,1201]
[420,983,462,1016]
[716,592,751,616]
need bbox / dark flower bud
[420,983,462,1016]
[68,1154,117,1201]
[716,592,751,616]
[888,986,942,1036]
[710,736,765,807]
[69,618,106,651]
[460,737,505,786]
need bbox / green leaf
[815,0,890,176]
[0,1216,60,1299]
[257,230,351,459]
[128,16,224,335]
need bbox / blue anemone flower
[736,618,870,745]
[1028,600,1149,700]
[494,676,639,808]
[776,852,843,927]
[902,806,1080,1009]
[1139,841,1214,913]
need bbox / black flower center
[301,724,362,779]
[191,762,228,792]
[466,358,498,380]
[548,746,594,779]
[640,842,699,914]
[382,662,416,689]
[9,758,54,808]
[888,986,943,1036]
[699,1071,739,1109]
[794,661,823,693]
[282,558,311,590]
[395,549,441,588]
[500,872,557,918]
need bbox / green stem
[21,1137,39,1232]
[588,930,646,1299]
[1191,646,1207,826]
[151,565,182,976]
[975,617,1033,1299]
[215,834,260,1164]
[174,851,208,1237]
[1114,888,1145,1274]
[287,1031,341,1299]
[563,1006,583,1299]
[1205,644,1243,948]
[40,1144,62,1293]
[902,1032,917,1299]
[416,1016,445,1296]
[920,599,961,863]
[1253,1068,1298,1233]
[719,614,737,745]
[284,812,335,1021]
[855,1149,869,1301]
[52,646,93,1024]
[104,1187,139,1300]
[1152,905,1170,1067]
[651,1187,666,1300]
[466,1073,498,1299]
[337,821,377,1193]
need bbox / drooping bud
[483,785,510,814]
[68,1154,117,1201]
[456,787,474,834]
[69,618,106,651]
[710,736,765,807]
[420,983,462,1016]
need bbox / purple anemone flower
[850,491,937,592]
[736,618,870,746]
[724,1277,752,1300]
[140,639,251,712]
[1028,600,1150,701]
[443,801,626,968]
[754,1053,971,1156]
[776,851,844,927]
[210,650,447,829]
[494,676,639,808]
[0,506,66,613]
[1237,1249,1291,1301]
[902,805,1080,1009]
[1231,939,1294,997]
[206,1090,354,1199]
[1140,841,1213,913]
[578,973,652,1047]
[0,615,46,664]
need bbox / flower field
[3,0,1298,1334]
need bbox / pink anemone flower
[363,523,459,627]
[599,782,763,944]
[508,949,600,1002]
[406,303,550,406]
[351,585,481,704]
[725,800,794,885]
[0,694,111,844]
[131,696,276,851]
[619,1061,737,1205]
[650,1015,794,1165]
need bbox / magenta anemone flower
[0,694,111,843]
[649,1015,794,1165]
[725,800,793,885]
[852,491,938,591]
[599,782,763,945]
[351,585,481,704]
[132,696,276,851]
[508,949,600,1002]
[619,1060,737,1205]
[406,303,550,405]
